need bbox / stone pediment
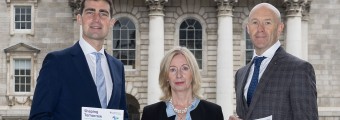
[4,43,40,53]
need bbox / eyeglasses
[169,64,191,75]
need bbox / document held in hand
[82,107,123,120]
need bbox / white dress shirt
[79,37,113,104]
[244,40,281,99]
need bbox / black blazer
[141,100,224,120]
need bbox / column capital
[284,0,308,17]
[68,0,81,18]
[146,0,167,16]
[215,0,238,16]
[302,0,312,21]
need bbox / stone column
[215,0,237,117]
[301,1,311,61]
[284,0,305,59]
[146,0,167,105]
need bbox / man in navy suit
[29,0,128,119]
[229,3,318,120]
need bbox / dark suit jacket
[141,100,224,120]
[29,42,128,120]
[235,47,318,120]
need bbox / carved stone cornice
[216,0,238,16]
[68,0,81,18]
[284,0,307,17]
[146,0,167,16]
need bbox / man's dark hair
[79,0,113,18]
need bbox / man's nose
[257,23,264,32]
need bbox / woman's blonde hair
[159,46,202,101]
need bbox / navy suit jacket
[29,42,128,120]
[141,100,224,120]
[235,47,318,120]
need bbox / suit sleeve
[290,62,318,120]
[119,64,129,120]
[29,53,62,120]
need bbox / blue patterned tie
[93,52,107,108]
[247,56,266,106]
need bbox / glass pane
[21,8,26,14]
[113,39,120,49]
[27,7,31,14]
[195,40,202,49]
[122,60,127,65]
[121,50,127,59]
[129,50,135,59]
[15,15,20,21]
[129,30,135,39]
[113,21,121,30]
[180,30,186,39]
[129,40,135,48]
[195,30,202,39]
[194,22,202,29]
[127,21,135,29]
[187,30,194,39]
[179,40,186,46]
[180,22,187,29]
[187,40,195,49]
[120,40,128,49]
[187,19,195,25]
[112,50,119,58]
[15,85,19,92]
[27,22,31,29]
[20,77,25,83]
[15,22,20,29]
[112,30,120,39]
[120,18,129,25]
[195,50,202,59]
[20,85,25,92]
[20,70,25,75]
[27,15,31,21]
[197,60,202,69]
[15,70,19,75]
[27,78,31,83]
[26,85,31,92]
[21,15,25,21]
[15,8,20,14]
[21,23,26,29]
[121,30,128,39]
[27,70,31,75]
[15,77,19,83]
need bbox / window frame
[10,3,35,35]
[112,17,137,70]
[13,58,32,93]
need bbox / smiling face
[168,54,193,93]
[247,3,284,55]
[77,0,114,42]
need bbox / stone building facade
[0,0,339,120]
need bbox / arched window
[245,28,254,64]
[112,17,136,69]
[179,19,202,68]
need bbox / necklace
[169,98,189,114]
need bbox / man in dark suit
[29,0,128,119]
[229,3,318,120]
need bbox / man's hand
[229,115,242,120]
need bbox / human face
[168,54,193,92]
[247,5,284,55]
[77,0,114,42]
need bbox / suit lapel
[70,42,97,87]
[245,47,286,119]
